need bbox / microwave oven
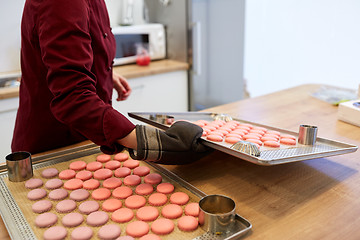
[112,24,166,66]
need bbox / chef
[12,0,209,164]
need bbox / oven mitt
[128,121,212,165]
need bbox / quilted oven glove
[128,121,212,165]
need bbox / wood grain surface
[162,84,360,240]
[1,84,360,239]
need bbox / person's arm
[117,128,137,149]
[37,0,135,154]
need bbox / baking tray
[0,145,251,240]
[128,111,358,166]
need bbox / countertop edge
[0,59,189,100]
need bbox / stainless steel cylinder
[198,194,236,234]
[6,151,33,182]
[298,125,318,145]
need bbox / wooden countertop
[0,59,188,100]
[1,84,360,239]
[163,84,360,240]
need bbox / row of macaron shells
[25,153,200,240]
[192,119,297,148]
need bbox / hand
[128,121,212,165]
[113,72,132,101]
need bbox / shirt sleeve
[36,0,135,154]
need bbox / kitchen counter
[0,59,189,100]
[1,84,360,239]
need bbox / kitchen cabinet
[112,69,188,124]
[0,97,18,163]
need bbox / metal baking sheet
[0,145,251,240]
[128,111,358,166]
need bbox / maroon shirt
[12,0,135,154]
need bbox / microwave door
[113,34,149,66]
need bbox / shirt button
[103,32,108,38]
[107,66,112,71]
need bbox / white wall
[0,0,145,75]
[244,0,360,97]
[0,0,25,74]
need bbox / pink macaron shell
[112,186,133,199]
[177,215,199,231]
[123,159,140,169]
[280,138,297,145]
[280,134,297,140]
[78,200,100,215]
[113,152,129,161]
[102,198,122,212]
[27,188,47,200]
[170,192,190,205]
[35,212,58,228]
[156,182,175,194]
[64,178,83,190]
[103,177,122,189]
[133,166,151,177]
[111,207,134,223]
[263,140,281,148]
[48,188,68,201]
[263,133,280,140]
[43,226,67,240]
[104,160,121,170]
[55,199,77,213]
[93,168,113,180]
[245,138,263,146]
[114,167,132,178]
[69,189,90,201]
[261,136,278,142]
[86,161,103,172]
[25,178,43,189]
[124,175,141,186]
[96,154,111,163]
[83,179,100,190]
[75,170,93,181]
[125,195,146,209]
[41,168,59,178]
[209,131,224,137]
[71,226,93,240]
[144,173,162,185]
[98,224,122,240]
[135,183,154,195]
[126,221,149,238]
[62,212,84,227]
[150,218,175,235]
[184,202,200,217]
[206,134,223,142]
[92,188,111,201]
[243,134,261,140]
[136,206,159,221]
[59,169,76,180]
[225,136,242,144]
[161,204,183,219]
[148,193,168,206]
[69,160,87,171]
[86,211,109,227]
[45,178,63,190]
[32,199,53,213]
